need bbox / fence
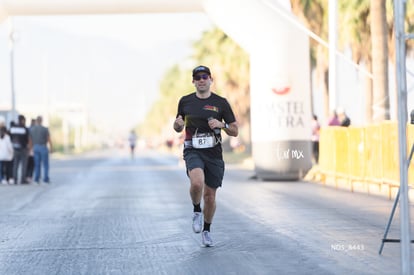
[312,121,414,198]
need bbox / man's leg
[33,146,42,183]
[188,167,204,206]
[41,146,50,182]
[6,160,13,182]
[20,149,28,183]
[12,151,21,184]
[188,168,204,233]
[0,161,3,182]
[203,184,217,225]
[201,184,217,247]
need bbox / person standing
[327,110,341,126]
[128,130,137,159]
[30,116,53,184]
[9,115,31,184]
[4,122,15,184]
[311,114,320,164]
[0,126,13,184]
[26,118,36,182]
[173,65,238,247]
[337,107,351,127]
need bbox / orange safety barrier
[317,121,414,191]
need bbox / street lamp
[328,0,338,112]
[8,18,18,123]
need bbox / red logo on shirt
[203,105,219,112]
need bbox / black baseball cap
[192,65,211,76]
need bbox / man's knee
[203,193,215,205]
[189,168,204,185]
[203,187,216,205]
[191,179,204,190]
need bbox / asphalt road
[0,149,412,275]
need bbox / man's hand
[207,117,224,130]
[174,115,184,132]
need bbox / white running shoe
[1,179,7,185]
[192,212,203,233]
[202,231,214,247]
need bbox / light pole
[328,0,338,112]
[394,0,411,273]
[8,18,17,123]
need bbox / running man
[173,65,238,247]
[128,130,137,159]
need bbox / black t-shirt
[9,125,29,149]
[341,117,351,127]
[176,92,236,159]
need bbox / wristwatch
[224,123,229,129]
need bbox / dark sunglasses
[193,74,210,81]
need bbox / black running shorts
[183,150,225,189]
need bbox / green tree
[386,0,414,118]
[192,28,250,127]
[140,28,250,146]
[339,0,373,123]
[139,65,193,138]
[293,0,391,123]
[337,0,414,122]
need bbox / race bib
[192,133,215,149]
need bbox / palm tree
[192,28,251,144]
[386,0,414,119]
[293,0,390,123]
[140,28,251,143]
[370,0,390,121]
[339,0,373,123]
